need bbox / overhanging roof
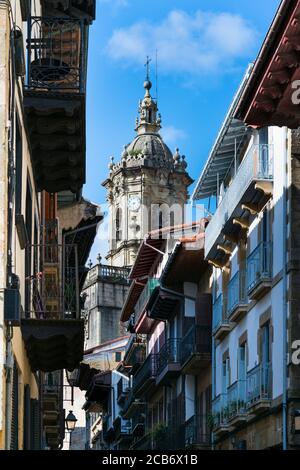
[129,237,165,280]
[235,0,300,128]
[192,65,253,200]
[120,279,147,322]
[161,236,207,286]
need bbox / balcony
[246,363,271,414]
[41,371,64,449]
[184,415,211,449]
[213,294,231,340]
[84,264,130,288]
[247,242,272,300]
[134,279,160,322]
[117,377,130,405]
[113,416,132,446]
[24,16,90,193]
[134,279,160,334]
[156,339,181,385]
[123,334,146,373]
[131,409,146,438]
[133,354,158,397]
[205,144,273,263]
[42,0,96,23]
[227,270,249,322]
[212,394,233,437]
[227,380,248,427]
[181,325,211,374]
[21,244,84,372]
[121,388,145,420]
[148,287,182,321]
[102,414,115,442]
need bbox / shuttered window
[30,399,41,450]
[23,385,31,450]
[10,362,19,450]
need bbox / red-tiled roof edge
[235,0,297,122]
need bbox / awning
[192,65,252,200]
[236,0,300,128]
[129,237,165,280]
[147,287,182,321]
[120,280,147,322]
[21,318,84,372]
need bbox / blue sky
[86,0,281,261]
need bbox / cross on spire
[144,55,151,80]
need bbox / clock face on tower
[128,195,141,211]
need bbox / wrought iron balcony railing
[246,363,271,407]
[212,393,228,428]
[185,415,211,448]
[247,242,273,295]
[26,16,85,92]
[227,270,248,317]
[25,244,80,319]
[227,380,247,420]
[181,325,211,365]
[205,144,273,258]
[134,278,160,323]
[213,294,229,332]
[133,354,159,394]
[157,339,181,375]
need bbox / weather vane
[144,55,152,80]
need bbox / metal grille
[25,244,79,319]
[26,17,84,91]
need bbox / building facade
[0,0,97,450]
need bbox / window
[116,208,122,242]
[15,117,23,218]
[115,351,121,362]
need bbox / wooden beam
[241,203,260,215]
[233,217,250,230]
[217,244,233,256]
[254,181,273,195]
[208,259,226,269]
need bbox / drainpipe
[282,129,289,450]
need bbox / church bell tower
[102,66,193,268]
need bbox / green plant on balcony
[152,423,169,449]
[207,414,215,430]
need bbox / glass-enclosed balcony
[134,278,160,323]
[246,363,271,412]
[205,144,273,262]
[213,294,231,340]
[227,270,248,322]
[247,241,272,299]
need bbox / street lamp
[65,410,77,433]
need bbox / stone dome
[125,132,174,169]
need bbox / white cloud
[160,125,187,146]
[106,9,258,76]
